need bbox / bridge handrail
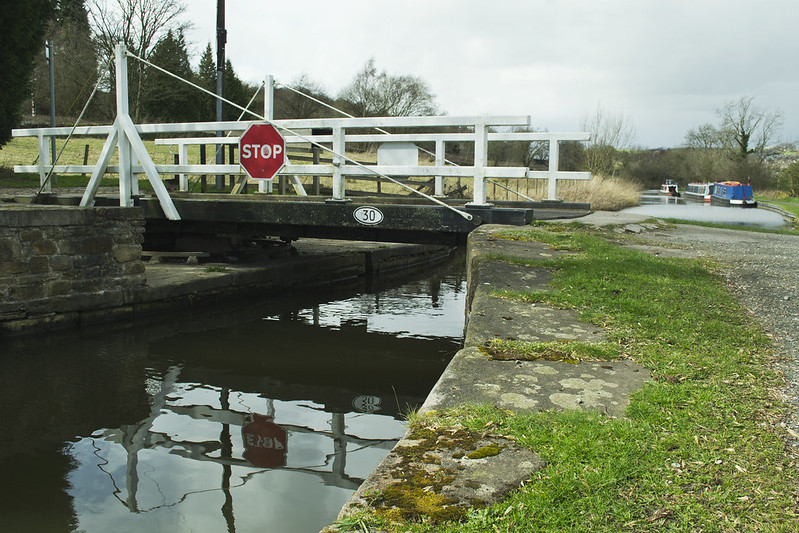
[13,116,591,205]
[153,131,591,145]
[12,115,533,138]
[146,129,591,199]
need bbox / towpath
[572,211,799,445]
[625,220,799,447]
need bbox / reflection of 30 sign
[353,206,384,226]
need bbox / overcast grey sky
[183,0,799,148]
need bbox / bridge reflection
[1,255,464,531]
[94,366,389,518]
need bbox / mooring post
[82,143,89,177]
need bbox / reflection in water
[630,190,788,229]
[0,256,466,532]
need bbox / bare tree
[275,74,334,119]
[580,104,636,177]
[717,96,781,162]
[338,58,438,117]
[684,123,722,150]
[88,0,187,119]
[682,123,727,181]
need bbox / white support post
[115,44,134,207]
[265,75,274,121]
[107,43,180,219]
[434,139,444,197]
[179,143,189,191]
[258,74,275,194]
[37,133,51,192]
[331,126,346,201]
[548,139,559,201]
[468,121,489,205]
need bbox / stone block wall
[0,206,145,331]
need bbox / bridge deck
[138,194,589,246]
[13,192,590,246]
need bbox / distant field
[0,135,644,210]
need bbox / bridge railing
[13,117,590,206]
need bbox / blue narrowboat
[710,181,758,208]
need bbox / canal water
[626,190,789,229]
[0,254,467,533]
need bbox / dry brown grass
[326,173,643,211]
[480,174,642,211]
[556,174,643,210]
[2,137,642,211]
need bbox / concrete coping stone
[330,222,653,530]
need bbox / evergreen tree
[140,29,198,122]
[223,59,251,120]
[0,0,55,146]
[195,44,258,121]
[196,43,217,121]
[31,0,100,121]
[55,0,89,24]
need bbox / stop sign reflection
[241,414,288,468]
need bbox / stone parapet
[0,205,145,330]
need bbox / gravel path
[635,224,799,448]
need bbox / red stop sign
[239,123,286,180]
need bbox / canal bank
[326,219,655,530]
[0,203,456,337]
[326,213,799,532]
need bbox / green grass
[352,224,799,532]
[0,172,144,190]
[658,217,799,235]
[757,196,799,218]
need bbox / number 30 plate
[353,206,384,226]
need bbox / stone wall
[0,205,145,332]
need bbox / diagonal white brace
[80,118,120,207]
[118,114,181,220]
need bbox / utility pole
[215,0,226,189]
[46,40,57,186]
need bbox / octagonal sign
[239,123,286,180]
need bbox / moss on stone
[480,338,617,363]
[466,443,504,459]
[363,423,509,524]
